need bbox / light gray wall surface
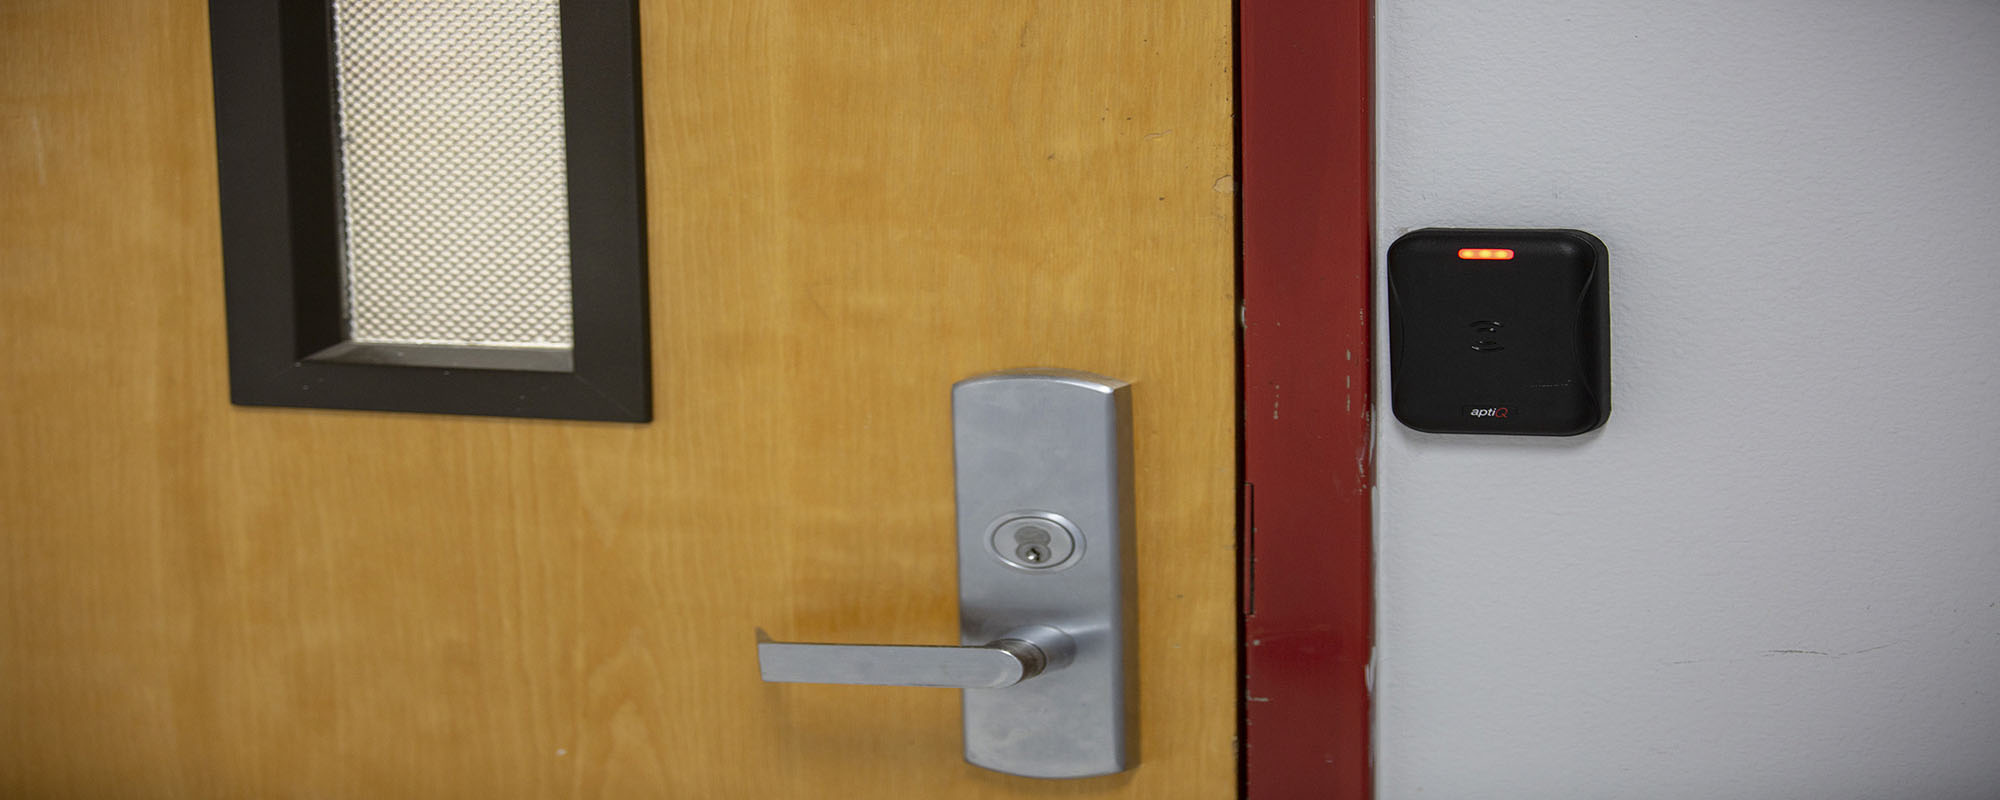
[1374,2,2000,797]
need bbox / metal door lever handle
[756,625,1074,689]
[751,369,1132,778]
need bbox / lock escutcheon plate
[953,369,1131,778]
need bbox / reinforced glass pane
[330,0,573,350]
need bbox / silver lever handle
[754,369,1133,780]
[756,625,1074,689]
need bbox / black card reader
[1387,228,1610,436]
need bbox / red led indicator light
[1457,248,1515,260]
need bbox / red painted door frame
[1239,1,1375,798]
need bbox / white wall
[1374,2,2000,797]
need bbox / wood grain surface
[0,2,1237,797]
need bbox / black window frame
[207,0,651,422]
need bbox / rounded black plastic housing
[1387,228,1610,436]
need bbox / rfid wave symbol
[1470,320,1505,352]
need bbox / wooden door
[0,2,1237,797]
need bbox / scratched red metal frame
[1239,0,1375,797]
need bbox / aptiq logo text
[1463,406,1511,419]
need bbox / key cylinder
[988,512,1080,570]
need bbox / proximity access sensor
[1387,228,1610,436]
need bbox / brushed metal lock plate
[756,369,1133,779]
[954,370,1130,777]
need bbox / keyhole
[1014,526,1053,564]
[989,513,1079,570]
